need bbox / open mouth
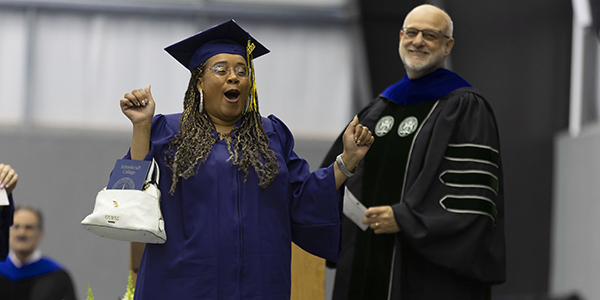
[224,90,240,101]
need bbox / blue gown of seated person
[0,255,76,300]
[127,113,343,300]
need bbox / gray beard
[398,44,446,78]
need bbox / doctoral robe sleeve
[268,115,344,262]
[0,193,14,261]
[393,91,505,283]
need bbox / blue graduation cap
[165,19,270,72]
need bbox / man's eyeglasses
[209,63,250,78]
[402,27,450,41]
[10,224,39,231]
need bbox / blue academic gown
[128,114,343,300]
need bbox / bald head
[403,4,453,38]
[398,4,455,79]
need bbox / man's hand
[363,205,400,234]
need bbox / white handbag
[81,159,166,244]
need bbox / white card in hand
[0,189,9,206]
[343,187,369,231]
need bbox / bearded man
[322,4,506,300]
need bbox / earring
[198,90,204,113]
[244,96,250,114]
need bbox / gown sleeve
[123,114,178,162]
[393,90,505,283]
[268,115,344,262]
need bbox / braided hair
[165,62,279,194]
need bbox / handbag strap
[144,158,160,186]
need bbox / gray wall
[0,128,132,299]
[552,126,600,299]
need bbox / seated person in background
[1,163,18,261]
[0,206,77,300]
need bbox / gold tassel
[247,40,258,112]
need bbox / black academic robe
[322,87,506,300]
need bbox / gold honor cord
[246,40,258,112]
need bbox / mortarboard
[165,19,270,72]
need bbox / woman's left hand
[340,116,374,171]
[333,116,373,188]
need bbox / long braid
[232,110,279,188]
[165,62,279,194]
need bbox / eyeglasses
[402,27,450,41]
[209,63,250,78]
[10,224,39,231]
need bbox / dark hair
[164,62,279,194]
[15,205,44,230]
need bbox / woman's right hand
[120,85,156,125]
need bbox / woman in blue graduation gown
[118,20,374,300]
